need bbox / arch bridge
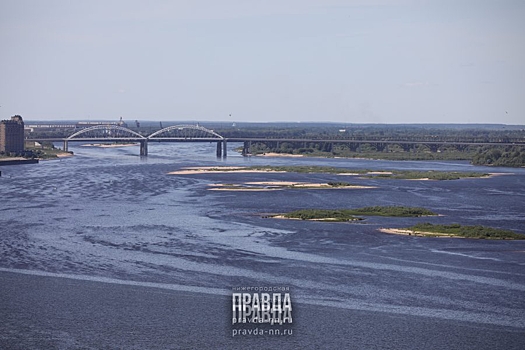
[63,124,227,157]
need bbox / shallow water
[1,142,525,346]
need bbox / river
[1,142,524,349]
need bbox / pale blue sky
[1,0,524,124]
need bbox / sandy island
[486,172,513,177]
[169,166,287,175]
[256,152,304,157]
[379,228,466,238]
[170,167,393,178]
[271,215,360,222]
[245,181,373,188]
[168,167,508,180]
[206,181,376,191]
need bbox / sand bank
[256,152,304,157]
[378,228,465,238]
[206,181,376,191]
[366,171,393,175]
[169,166,286,175]
[486,172,513,177]
[271,215,359,222]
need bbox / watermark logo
[231,286,293,337]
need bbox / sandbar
[169,166,286,175]
[206,181,376,191]
[256,152,304,157]
[378,228,465,238]
[366,171,393,175]
[271,215,360,222]
[486,172,513,177]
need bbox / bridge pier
[216,141,222,158]
[216,140,227,158]
[242,141,251,156]
[140,140,148,156]
[63,140,68,152]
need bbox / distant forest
[214,125,525,167]
[25,122,525,167]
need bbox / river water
[1,142,525,349]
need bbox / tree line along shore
[23,123,525,166]
[242,142,525,167]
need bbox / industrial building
[0,115,25,153]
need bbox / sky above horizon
[1,0,524,124]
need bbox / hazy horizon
[1,0,524,124]
[21,119,525,129]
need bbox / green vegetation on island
[402,223,524,239]
[281,209,362,222]
[368,170,489,180]
[342,206,436,216]
[325,182,358,187]
[279,206,437,222]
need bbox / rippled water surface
[1,143,525,348]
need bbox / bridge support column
[216,141,222,158]
[242,141,251,156]
[222,139,227,158]
[63,140,68,152]
[140,140,148,156]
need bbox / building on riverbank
[0,115,25,153]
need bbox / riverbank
[0,158,39,166]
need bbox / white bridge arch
[67,125,146,140]
[148,124,224,140]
